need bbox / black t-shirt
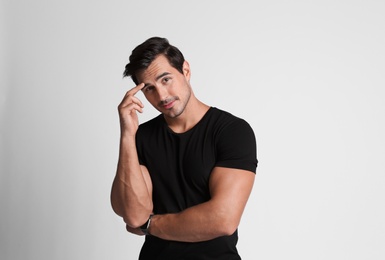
[136,107,258,260]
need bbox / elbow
[122,202,153,228]
[110,200,152,228]
[223,226,238,236]
[215,213,240,236]
[110,185,153,227]
[111,205,152,228]
[123,209,152,228]
[219,220,239,236]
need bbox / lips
[162,100,175,109]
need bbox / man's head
[124,37,194,119]
[123,37,185,85]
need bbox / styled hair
[123,37,185,84]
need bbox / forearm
[147,168,255,242]
[111,135,153,227]
[148,200,240,242]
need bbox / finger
[120,94,144,107]
[127,83,146,96]
[130,103,144,114]
[119,102,144,114]
[119,95,144,109]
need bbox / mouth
[162,100,175,109]
[160,97,178,110]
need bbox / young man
[111,37,258,259]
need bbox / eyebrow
[144,72,171,88]
[156,72,171,81]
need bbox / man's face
[136,55,192,118]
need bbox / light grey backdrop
[1,1,384,259]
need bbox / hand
[126,224,145,236]
[118,83,145,137]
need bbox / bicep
[209,167,255,226]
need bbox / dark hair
[123,37,185,84]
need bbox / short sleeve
[215,119,258,173]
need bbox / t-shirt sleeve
[215,119,258,173]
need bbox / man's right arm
[110,134,153,228]
[110,83,153,229]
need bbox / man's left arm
[146,166,255,242]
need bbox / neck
[164,94,210,133]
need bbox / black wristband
[140,214,154,235]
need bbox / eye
[143,86,155,92]
[162,77,171,84]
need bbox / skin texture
[111,54,255,242]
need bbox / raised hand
[118,83,145,137]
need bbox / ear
[183,60,191,81]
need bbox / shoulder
[211,108,258,172]
[208,107,254,134]
[209,107,247,122]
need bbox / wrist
[120,131,136,139]
[140,214,154,236]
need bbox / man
[111,37,258,259]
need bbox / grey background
[1,1,384,259]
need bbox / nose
[156,85,169,101]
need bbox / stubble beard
[164,88,192,119]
